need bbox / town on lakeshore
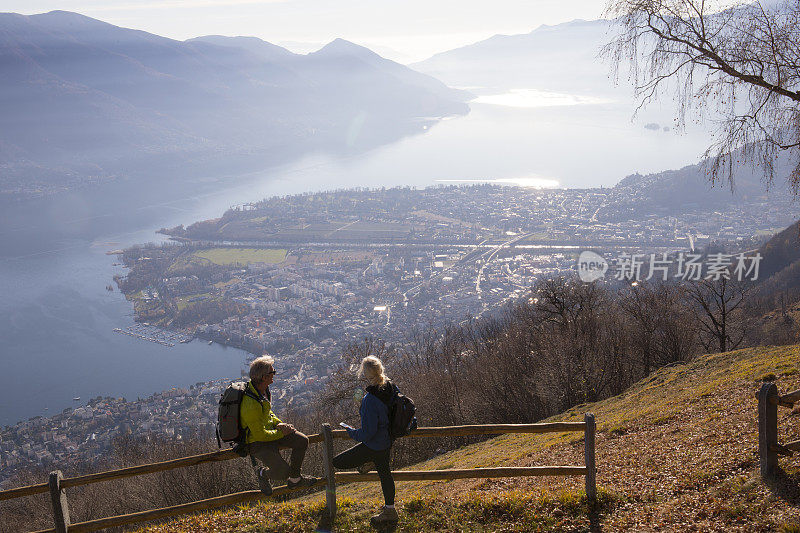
[2,182,797,479]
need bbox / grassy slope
[141,344,800,532]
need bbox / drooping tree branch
[603,0,800,191]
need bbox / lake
[0,96,712,426]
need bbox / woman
[333,355,398,525]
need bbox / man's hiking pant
[333,443,395,505]
[250,432,309,480]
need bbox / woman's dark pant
[333,443,394,505]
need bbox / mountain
[0,11,469,199]
[412,19,619,94]
[187,35,298,63]
[191,36,471,108]
[759,220,800,281]
[610,147,794,212]
[751,218,800,323]
[309,38,470,103]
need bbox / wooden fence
[0,414,597,533]
[757,383,800,478]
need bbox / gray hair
[249,355,275,381]
[358,355,388,387]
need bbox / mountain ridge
[0,11,469,199]
[412,17,618,93]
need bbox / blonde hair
[249,355,275,381]
[358,356,388,387]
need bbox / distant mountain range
[412,15,800,205]
[413,19,619,94]
[0,11,469,199]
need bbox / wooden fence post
[321,423,337,521]
[48,470,70,533]
[758,382,779,478]
[584,413,596,502]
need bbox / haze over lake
[0,95,710,426]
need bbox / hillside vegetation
[139,344,800,532]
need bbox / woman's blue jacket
[346,382,393,451]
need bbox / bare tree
[619,281,696,371]
[686,276,749,352]
[604,0,800,190]
[531,277,617,407]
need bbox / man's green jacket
[239,381,284,444]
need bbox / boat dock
[113,324,193,347]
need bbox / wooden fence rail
[757,383,800,478]
[32,483,326,533]
[0,423,582,501]
[1,418,597,533]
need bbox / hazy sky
[4,0,606,62]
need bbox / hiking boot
[370,506,398,525]
[257,468,273,496]
[287,474,320,489]
[357,462,373,474]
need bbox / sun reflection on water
[474,89,614,108]
[436,176,560,188]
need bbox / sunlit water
[436,177,561,188]
[474,88,615,108]
[0,94,712,425]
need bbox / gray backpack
[216,381,260,452]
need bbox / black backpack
[382,383,417,441]
[216,381,261,456]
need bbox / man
[240,355,319,495]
